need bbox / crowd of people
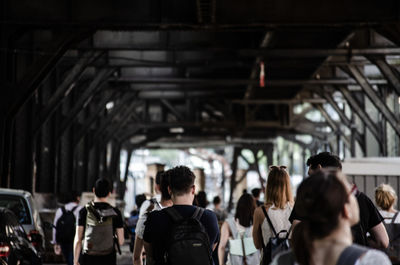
[52,152,400,265]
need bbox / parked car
[0,207,42,265]
[0,189,45,252]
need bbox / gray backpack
[83,202,118,255]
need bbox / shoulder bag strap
[165,207,184,223]
[226,218,239,239]
[240,233,248,265]
[261,206,277,236]
[336,245,368,265]
[392,212,400,224]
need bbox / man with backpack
[53,191,81,265]
[143,166,220,265]
[73,178,124,265]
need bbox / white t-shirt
[52,202,82,244]
[379,210,400,224]
[135,197,163,239]
[261,203,292,245]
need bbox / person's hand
[53,244,61,255]
[74,261,80,265]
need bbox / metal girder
[345,65,400,136]
[58,68,114,137]
[315,104,351,149]
[33,51,99,136]
[233,99,326,105]
[369,57,400,95]
[90,94,137,142]
[111,77,387,86]
[73,91,117,147]
[322,92,365,147]
[338,86,381,141]
[160,99,184,121]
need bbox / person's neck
[388,206,397,213]
[172,194,193,205]
[161,199,173,207]
[94,197,108,203]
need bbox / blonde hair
[265,166,294,209]
[375,183,397,211]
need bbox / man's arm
[133,236,144,265]
[73,226,84,265]
[143,241,155,265]
[368,222,389,249]
[116,227,124,246]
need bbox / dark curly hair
[306,152,342,170]
[159,171,172,201]
[167,166,196,196]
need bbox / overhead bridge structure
[1,0,400,194]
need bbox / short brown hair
[265,166,293,209]
[375,183,397,211]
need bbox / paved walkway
[44,243,133,265]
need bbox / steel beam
[370,57,400,95]
[33,51,99,136]
[73,91,117,147]
[338,86,381,141]
[345,65,400,136]
[323,92,365,148]
[111,77,387,86]
[58,68,114,137]
[160,99,184,121]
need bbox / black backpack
[164,207,213,265]
[56,205,78,244]
[261,206,291,265]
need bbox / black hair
[196,191,209,208]
[135,194,147,209]
[167,166,196,196]
[292,171,348,265]
[155,171,163,185]
[251,188,261,198]
[306,152,342,170]
[94,178,111,198]
[160,171,171,201]
[235,193,256,227]
[213,196,221,205]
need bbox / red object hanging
[260,61,265,87]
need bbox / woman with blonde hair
[252,166,294,264]
[375,183,400,262]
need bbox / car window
[4,212,28,239]
[0,195,31,224]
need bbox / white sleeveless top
[261,203,292,246]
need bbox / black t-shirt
[143,205,220,265]
[289,191,383,245]
[78,202,124,229]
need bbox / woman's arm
[218,221,231,265]
[252,207,265,249]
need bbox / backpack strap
[165,207,184,223]
[226,218,239,239]
[192,207,205,221]
[61,206,66,215]
[261,206,277,237]
[392,212,400,224]
[335,245,368,265]
[71,205,79,214]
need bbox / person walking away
[127,194,147,252]
[53,191,82,265]
[289,152,389,248]
[252,166,293,264]
[133,172,173,265]
[375,183,400,263]
[218,193,260,265]
[272,170,391,265]
[73,178,124,265]
[251,188,263,207]
[143,166,219,265]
